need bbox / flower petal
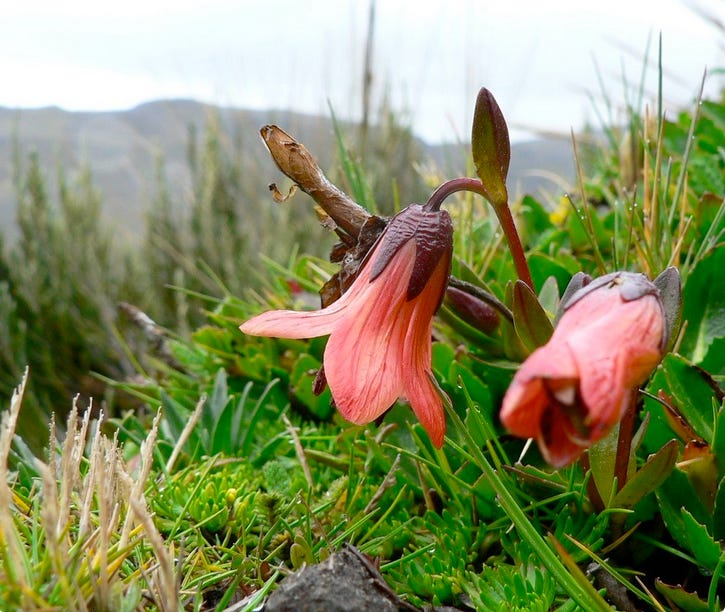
[401,258,450,446]
[538,404,591,467]
[500,342,579,438]
[240,253,376,340]
[240,307,340,339]
[501,271,667,467]
[500,377,550,439]
[561,294,663,426]
[324,241,417,424]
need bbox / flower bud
[501,271,669,467]
[444,285,500,335]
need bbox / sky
[1,0,724,143]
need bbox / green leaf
[700,336,725,376]
[655,580,711,612]
[209,368,229,422]
[680,248,725,365]
[192,325,237,357]
[566,202,609,252]
[511,280,554,353]
[712,475,725,541]
[613,439,678,509]
[432,342,457,380]
[588,425,620,507]
[714,400,725,465]
[438,303,504,355]
[161,391,193,444]
[209,381,256,455]
[537,276,560,319]
[289,353,333,420]
[656,468,713,554]
[517,195,553,245]
[501,282,529,361]
[644,353,719,449]
[680,508,722,572]
[451,363,491,414]
[471,87,510,207]
[527,252,577,297]
[200,369,230,453]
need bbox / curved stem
[426,177,534,290]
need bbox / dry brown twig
[260,124,372,240]
[260,125,388,306]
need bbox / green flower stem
[444,402,610,611]
[426,178,534,289]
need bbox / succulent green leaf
[613,439,678,509]
[680,508,722,572]
[713,475,725,541]
[656,468,713,554]
[511,280,554,353]
[655,580,711,612]
[680,248,725,365]
[471,87,510,207]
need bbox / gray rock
[263,544,418,612]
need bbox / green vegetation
[0,70,724,610]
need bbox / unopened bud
[445,285,500,334]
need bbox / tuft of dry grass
[0,370,179,610]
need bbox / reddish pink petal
[240,256,376,340]
[401,259,450,446]
[240,308,340,339]
[562,294,663,426]
[324,241,417,424]
[500,342,579,438]
[502,275,666,466]
[500,377,549,439]
[538,406,591,467]
[403,361,445,447]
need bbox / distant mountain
[0,100,576,243]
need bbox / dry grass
[0,370,180,611]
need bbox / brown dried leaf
[268,182,298,203]
[260,124,371,239]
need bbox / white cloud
[0,0,722,142]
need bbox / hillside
[0,100,576,242]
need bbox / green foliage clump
[2,59,725,611]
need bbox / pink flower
[500,272,667,467]
[240,204,453,447]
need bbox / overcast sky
[1,0,723,143]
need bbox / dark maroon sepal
[369,204,453,301]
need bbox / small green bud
[471,87,511,207]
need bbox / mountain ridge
[0,99,576,242]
